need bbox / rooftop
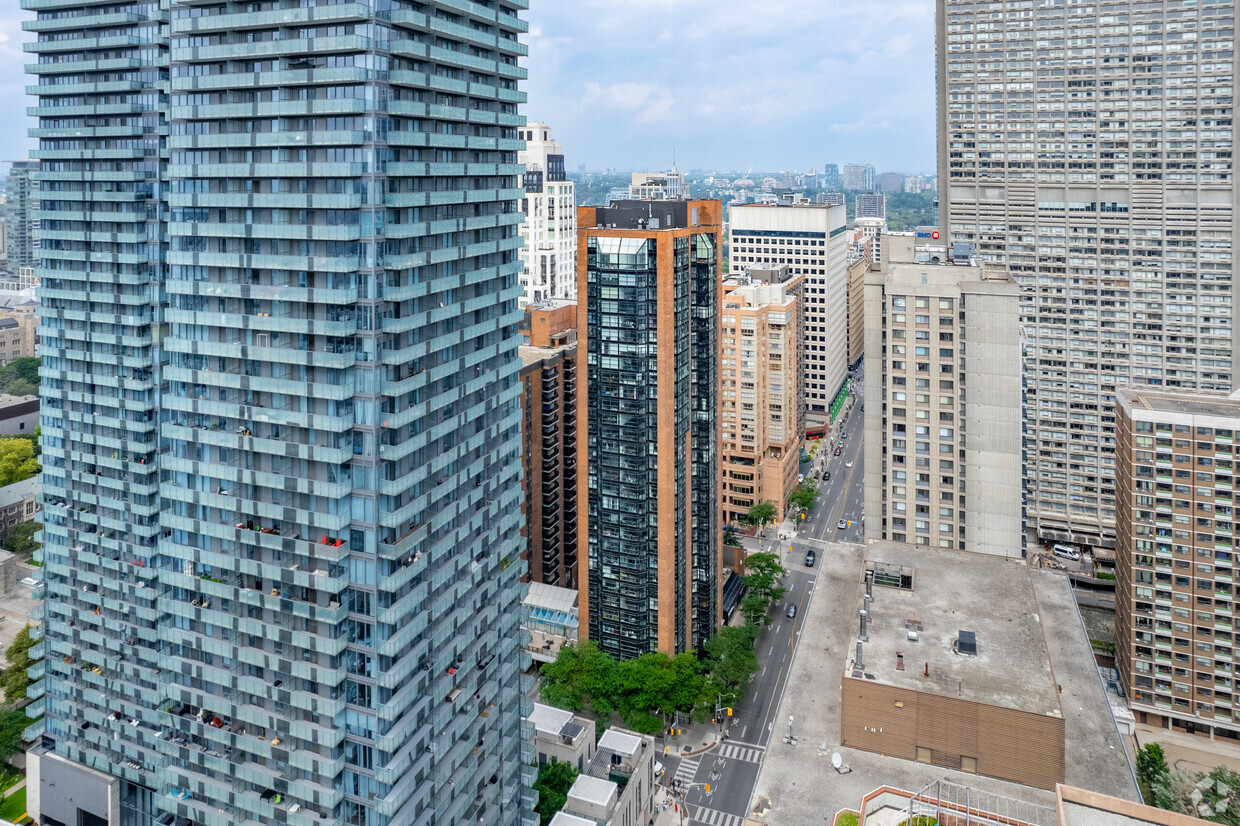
[0,478,38,510]
[567,774,617,808]
[586,199,717,231]
[548,813,596,826]
[1117,387,1240,422]
[848,540,1060,716]
[597,728,642,758]
[527,702,576,738]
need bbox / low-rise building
[0,477,39,541]
[523,582,580,665]
[0,394,38,436]
[561,728,656,826]
[528,702,595,774]
[841,541,1065,790]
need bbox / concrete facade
[519,122,577,305]
[0,477,40,542]
[562,728,655,826]
[856,192,887,221]
[628,170,684,200]
[1115,388,1240,740]
[528,702,596,775]
[937,0,1239,552]
[729,203,849,417]
[864,244,1024,557]
[720,275,804,525]
[842,164,875,192]
[0,394,38,436]
[846,252,870,369]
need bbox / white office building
[938,0,1238,551]
[730,203,849,417]
[629,169,685,200]
[519,122,577,304]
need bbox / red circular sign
[931,231,940,240]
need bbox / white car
[837,519,847,530]
[845,460,853,468]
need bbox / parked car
[805,550,816,567]
[823,471,831,481]
[837,519,848,530]
[834,447,842,456]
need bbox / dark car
[823,471,831,481]
[834,447,842,456]
[785,603,797,619]
[805,550,816,567]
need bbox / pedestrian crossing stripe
[716,743,763,764]
[688,805,745,826]
[673,756,699,785]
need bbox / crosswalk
[716,743,763,764]
[688,805,746,826]
[672,756,699,785]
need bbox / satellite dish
[831,752,843,770]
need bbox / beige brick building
[720,272,804,526]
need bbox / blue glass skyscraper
[24,1,536,823]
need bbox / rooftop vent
[955,630,978,657]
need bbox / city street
[664,388,866,825]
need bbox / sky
[0,0,938,174]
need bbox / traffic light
[726,707,733,717]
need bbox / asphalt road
[668,391,867,824]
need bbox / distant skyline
[0,0,938,171]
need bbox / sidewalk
[1131,722,1240,776]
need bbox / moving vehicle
[823,471,831,481]
[785,603,797,619]
[805,550,816,567]
[834,447,842,456]
[837,519,847,530]
[845,460,853,468]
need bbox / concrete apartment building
[3,161,37,273]
[855,216,886,265]
[864,242,1024,557]
[880,172,904,193]
[1115,387,1240,740]
[519,300,580,588]
[938,0,1238,554]
[842,163,875,192]
[519,122,577,305]
[729,202,849,420]
[24,0,537,823]
[628,170,685,200]
[0,477,40,542]
[577,200,721,659]
[856,192,887,222]
[528,702,595,774]
[846,245,869,369]
[720,274,805,526]
[557,729,655,826]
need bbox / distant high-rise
[855,192,887,221]
[577,200,721,659]
[3,162,38,273]
[822,164,842,189]
[629,170,685,200]
[841,163,875,191]
[1115,388,1240,737]
[817,191,846,207]
[519,122,577,305]
[863,240,1024,557]
[939,0,1237,553]
[879,172,903,193]
[720,269,805,527]
[24,0,536,823]
[729,203,849,420]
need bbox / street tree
[743,551,786,604]
[703,625,759,700]
[789,482,819,512]
[539,640,616,717]
[533,759,579,826]
[746,502,777,534]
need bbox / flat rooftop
[527,702,575,738]
[1118,386,1240,421]
[518,343,573,369]
[568,774,616,808]
[849,540,1061,717]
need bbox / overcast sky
[0,0,937,174]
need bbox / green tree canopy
[0,358,39,397]
[0,709,26,764]
[2,521,39,558]
[533,758,579,826]
[539,640,616,717]
[702,625,759,700]
[0,627,34,702]
[746,502,776,529]
[0,439,38,487]
[789,482,819,512]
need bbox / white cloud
[581,82,676,124]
